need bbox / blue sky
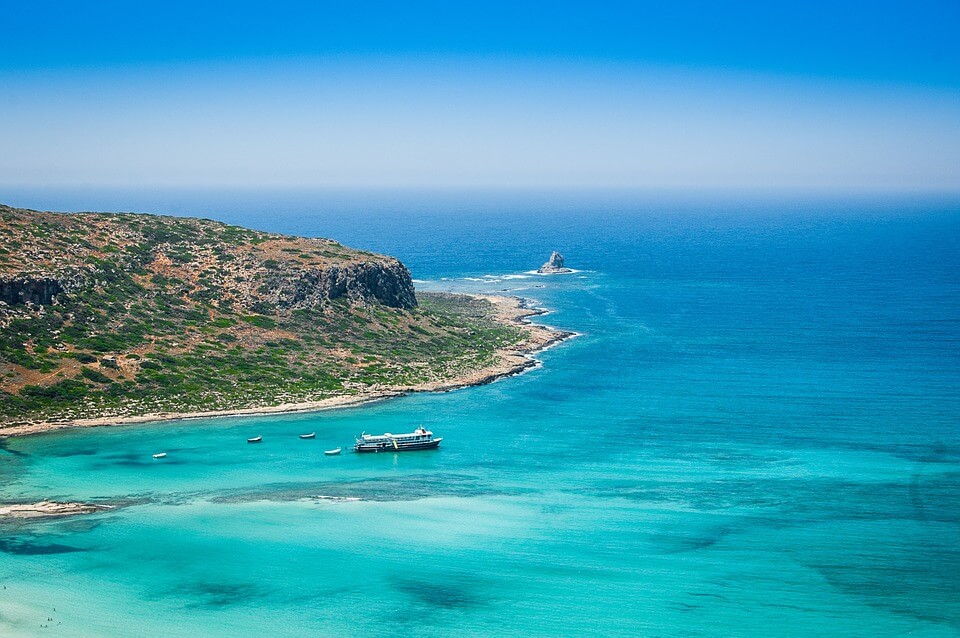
[2,1,959,191]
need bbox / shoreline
[1,295,576,438]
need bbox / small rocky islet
[537,250,574,274]
[0,204,570,434]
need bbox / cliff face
[271,260,417,309]
[0,260,418,311]
[0,277,64,306]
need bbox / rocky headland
[0,204,573,436]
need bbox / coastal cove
[2,1,958,634]
[0,197,958,637]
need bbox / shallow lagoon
[1,197,958,636]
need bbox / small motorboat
[152,452,167,459]
[247,436,262,444]
[299,432,316,439]
[324,447,342,456]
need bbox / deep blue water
[0,191,958,636]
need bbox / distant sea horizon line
[2,185,960,220]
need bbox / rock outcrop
[0,500,113,518]
[0,276,64,306]
[270,259,417,309]
[537,251,573,274]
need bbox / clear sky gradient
[2,1,959,191]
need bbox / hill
[0,204,569,434]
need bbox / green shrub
[81,367,112,383]
[21,379,88,402]
[250,301,276,315]
[241,315,276,329]
[3,350,41,369]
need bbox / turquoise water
[1,195,959,636]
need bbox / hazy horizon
[3,2,959,193]
[4,186,959,242]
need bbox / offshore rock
[537,251,573,274]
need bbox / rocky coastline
[2,205,580,432]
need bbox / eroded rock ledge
[0,501,113,519]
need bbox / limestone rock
[537,251,573,274]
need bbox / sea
[0,189,958,637]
